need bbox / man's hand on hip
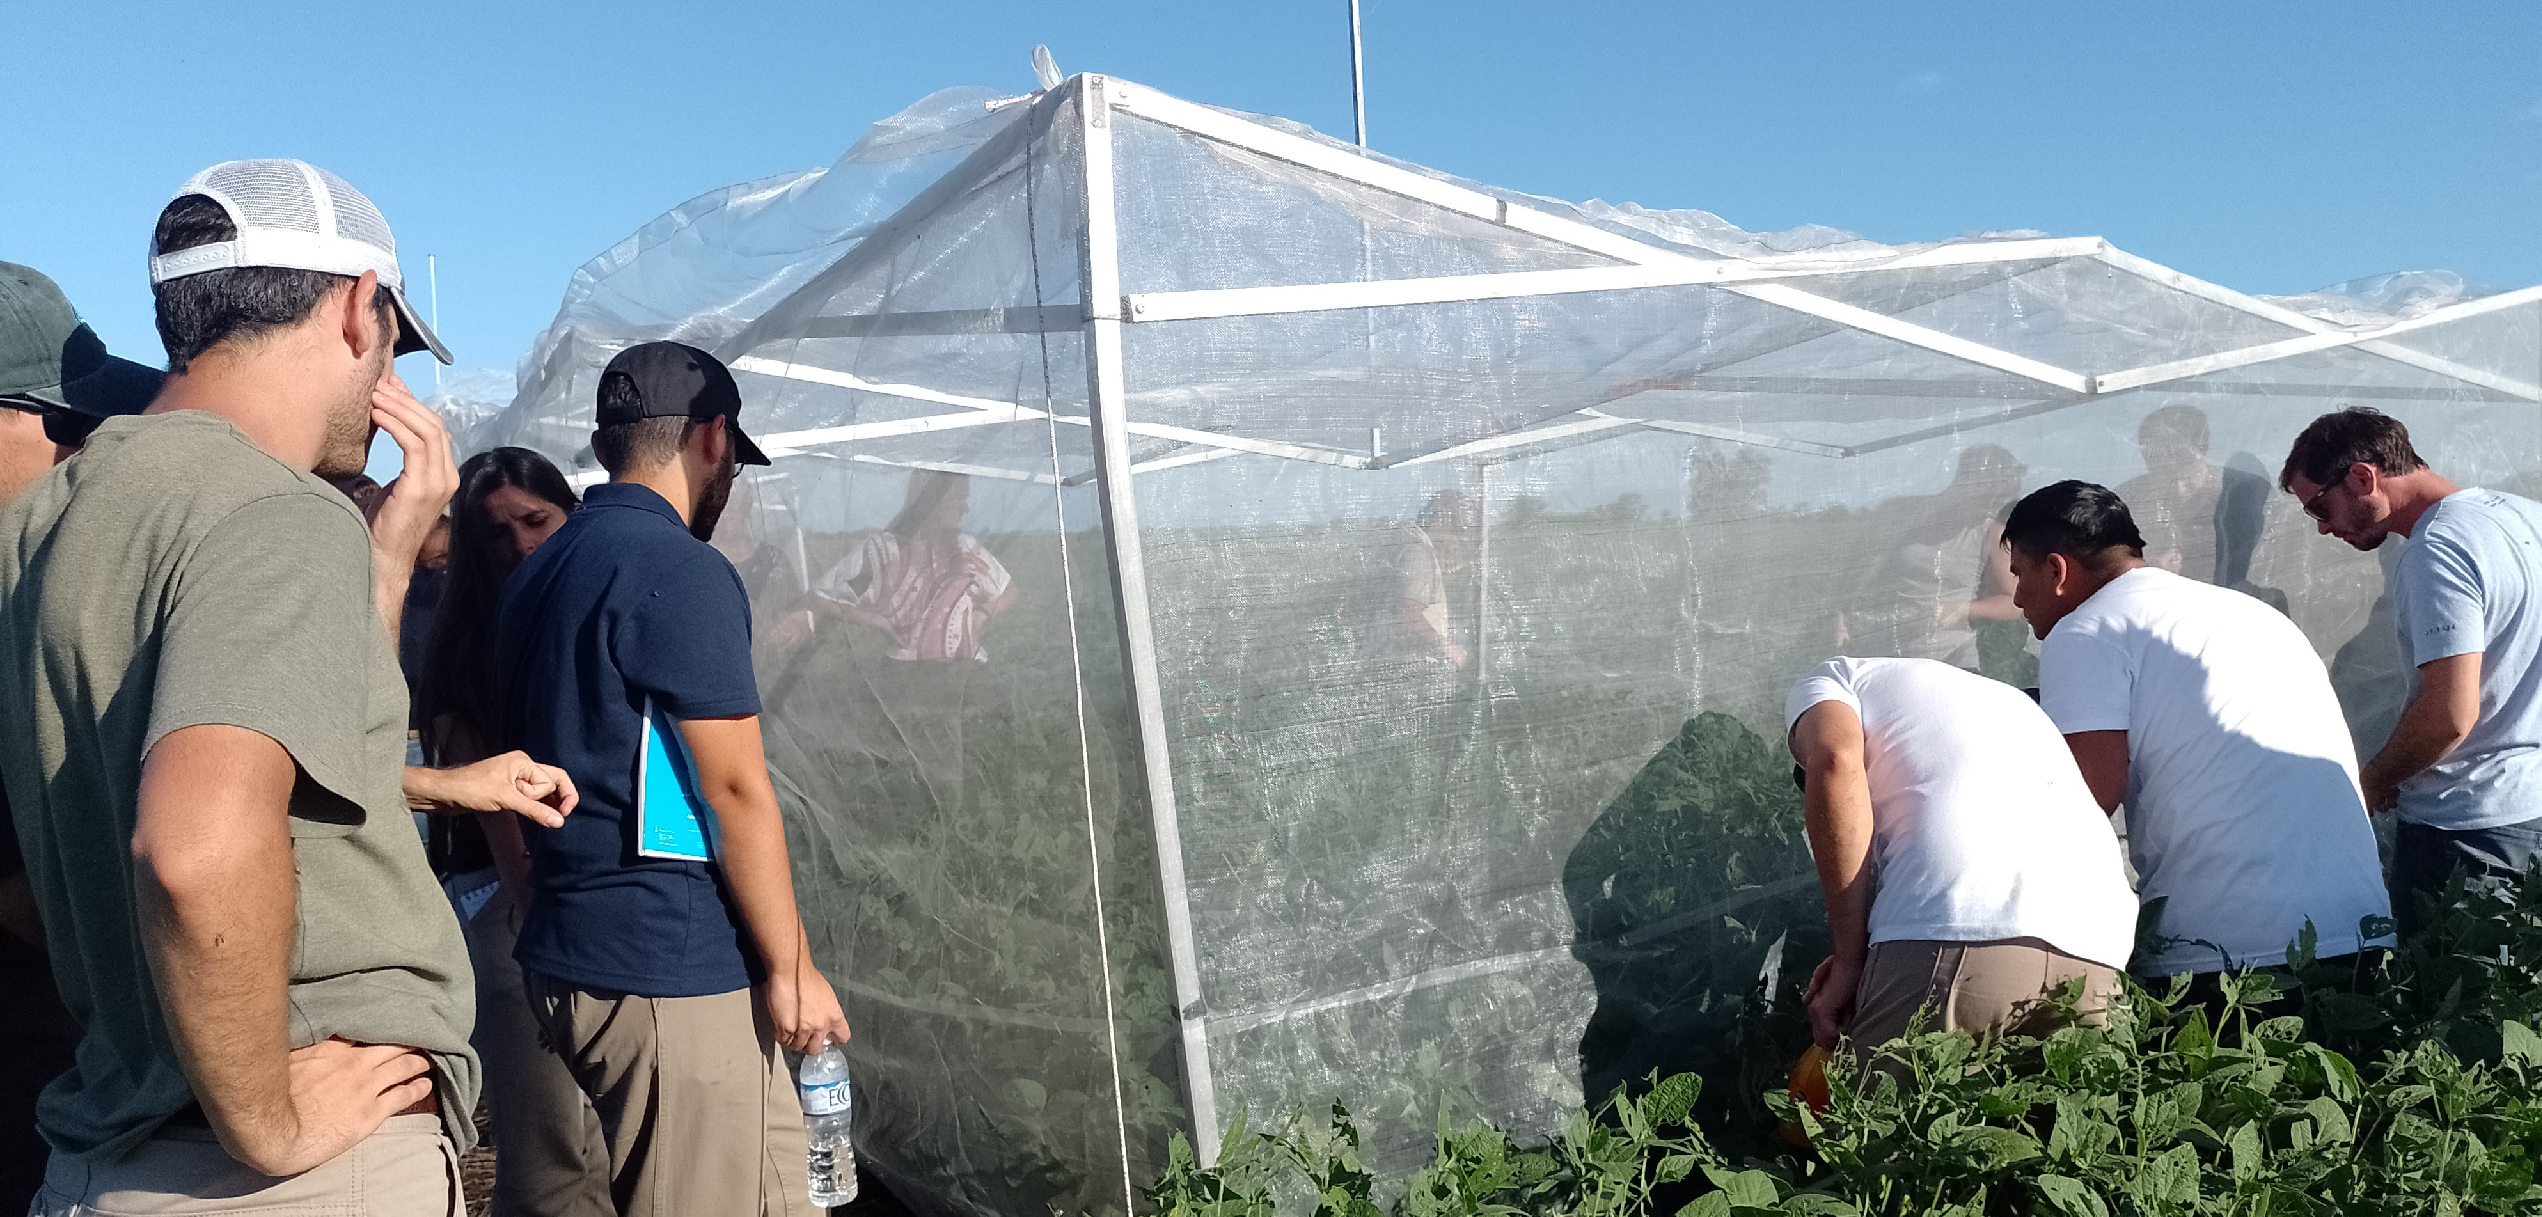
[228,1038,434,1177]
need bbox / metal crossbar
[709,74,2534,482]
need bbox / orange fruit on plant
[1776,1044,1833,1148]
[1788,1044,1832,1112]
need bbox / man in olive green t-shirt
[0,162,577,1214]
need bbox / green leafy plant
[1136,865,2542,1217]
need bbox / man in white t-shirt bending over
[1788,657,2137,1057]
[2004,480,2392,979]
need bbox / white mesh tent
[480,73,2542,1217]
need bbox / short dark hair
[590,370,700,475]
[2278,407,2427,493]
[2002,480,2147,563]
[151,194,394,375]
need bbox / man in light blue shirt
[2282,407,2542,925]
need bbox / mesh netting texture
[480,75,2542,1217]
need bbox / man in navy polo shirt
[496,342,846,1216]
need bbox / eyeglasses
[0,396,42,417]
[2301,474,2345,522]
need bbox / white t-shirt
[1784,657,2138,970]
[2038,567,2392,975]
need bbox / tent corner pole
[1074,72,1225,1165]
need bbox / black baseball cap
[0,261,162,445]
[594,341,768,466]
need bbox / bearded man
[492,341,847,1216]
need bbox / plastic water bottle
[797,1040,858,1208]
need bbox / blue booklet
[636,697,717,862]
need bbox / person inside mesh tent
[1839,444,2029,675]
[0,258,158,1217]
[1787,656,2137,1066]
[3,158,582,1216]
[769,468,1016,821]
[2115,404,2286,611]
[1387,488,1482,669]
[2005,479,2392,987]
[414,446,610,1217]
[492,340,845,1217]
[786,469,1016,661]
[2283,407,2542,926]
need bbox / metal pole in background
[428,254,443,392]
[1349,0,1367,148]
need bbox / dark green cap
[0,261,162,423]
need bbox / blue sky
[6,0,2538,401]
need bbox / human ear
[696,415,728,468]
[340,270,386,361]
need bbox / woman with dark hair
[418,446,609,1217]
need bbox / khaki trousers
[31,1113,456,1216]
[459,885,609,1217]
[1846,936,2119,1066]
[523,973,808,1217]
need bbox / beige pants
[523,973,809,1217]
[1847,936,2119,1064]
[31,1113,456,1216]
[460,885,609,1217]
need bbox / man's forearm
[401,765,470,813]
[715,795,805,980]
[134,727,300,1159]
[1811,842,1873,968]
[1805,777,1875,967]
[373,555,413,648]
[2370,695,2470,789]
[2365,654,2483,803]
[679,717,811,983]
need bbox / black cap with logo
[594,341,769,466]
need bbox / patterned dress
[814,531,1013,662]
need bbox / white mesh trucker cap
[147,159,452,364]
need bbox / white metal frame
[722,76,2535,484]
[1074,75,1226,1162]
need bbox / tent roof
[491,74,2541,485]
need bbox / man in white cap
[1,161,579,1215]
